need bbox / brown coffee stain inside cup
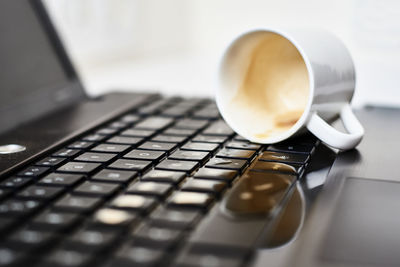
[274,109,305,128]
[227,33,309,141]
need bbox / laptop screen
[0,0,85,133]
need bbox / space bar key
[188,171,296,249]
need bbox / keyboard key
[132,224,183,249]
[251,161,303,175]
[91,144,130,153]
[163,128,197,136]
[38,173,84,187]
[267,143,314,154]
[192,105,220,120]
[74,182,120,197]
[216,148,256,161]
[179,99,201,107]
[142,170,186,184]
[137,98,171,115]
[42,249,90,267]
[161,105,193,117]
[233,135,248,142]
[259,151,309,164]
[181,179,227,195]
[138,141,177,152]
[196,100,216,107]
[35,157,66,167]
[127,182,173,198]
[0,176,31,189]
[0,199,41,216]
[92,208,137,229]
[75,152,117,163]
[96,127,119,136]
[124,149,165,162]
[67,141,94,149]
[114,245,164,266]
[57,162,101,174]
[225,141,261,151]
[194,168,238,182]
[120,114,141,124]
[152,134,188,144]
[54,194,102,213]
[91,169,137,184]
[17,186,64,200]
[174,119,209,130]
[106,136,143,146]
[192,134,228,144]
[65,228,118,252]
[135,116,174,130]
[111,195,157,214]
[0,247,25,266]
[181,142,219,152]
[169,150,210,162]
[168,192,213,210]
[7,230,54,250]
[206,158,247,172]
[202,120,234,136]
[171,100,196,110]
[175,244,246,267]
[180,98,210,107]
[120,128,155,138]
[156,160,199,173]
[18,166,50,178]
[164,103,194,112]
[108,121,128,129]
[30,210,80,231]
[150,207,201,229]
[108,159,152,172]
[52,148,81,158]
[81,133,107,142]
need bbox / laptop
[1,1,399,267]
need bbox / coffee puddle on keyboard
[221,171,296,217]
[259,182,306,249]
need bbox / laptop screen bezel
[0,0,87,134]
[32,0,83,83]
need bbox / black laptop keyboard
[0,96,320,267]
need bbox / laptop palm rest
[320,177,400,266]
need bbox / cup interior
[217,30,311,143]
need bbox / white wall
[44,0,400,107]
[190,0,400,107]
[44,0,192,63]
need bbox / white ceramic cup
[216,29,364,150]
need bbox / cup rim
[216,28,315,144]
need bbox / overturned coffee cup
[216,29,364,150]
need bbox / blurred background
[43,0,400,107]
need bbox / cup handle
[306,104,364,150]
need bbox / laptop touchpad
[321,177,400,266]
